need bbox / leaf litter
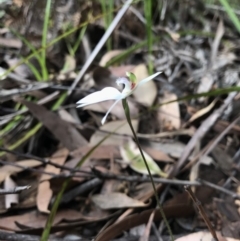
[1,1,240,241]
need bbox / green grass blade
[41,0,52,81]
[1,9,116,79]
[72,24,88,55]
[51,92,67,111]
[11,29,43,68]
[218,0,240,32]
[0,123,42,157]
[144,0,153,74]
[23,59,42,81]
[0,116,22,137]
[100,0,114,50]
[0,92,67,156]
[105,40,147,67]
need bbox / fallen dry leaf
[71,145,120,160]
[20,99,87,151]
[109,65,136,77]
[197,74,215,102]
[92,66,119,89]
[158,92,181,130]
[142,146,174,163]
[37,148,69,213]
[120,140,167,177]
[175,231,239,241]
[92,192,148,210]
[95,193,194,241]
[58,109,79,124]
[132,64,158,106]
[99,50,124,66]
[0,160,42,184]
[187,99,217,124]
[148,141,213,164]
[139,211,155,241]
[0,209,100,231]
[90,119,138,146]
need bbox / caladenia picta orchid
[76,72,161,124]
[77,71,174,240]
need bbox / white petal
[101,98,122,125]
[76,87,122,107]
[137,72,161,87]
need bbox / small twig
[92,168,200,186]
[59,178,103,205]
[198,179,240,199]
[1,83,51,102]
[203,115,240,157]
[0,147,90,174]
[185,185,219,241]
[0,159,93,179]
[0,185,31,195]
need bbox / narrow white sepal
[76,87,122,106]
[136,72,161,87]
[101,98,122,124]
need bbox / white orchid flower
[76,72,161,124]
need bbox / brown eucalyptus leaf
[92,192,148,210]
[20,99,87,151]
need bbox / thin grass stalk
[41,0,52,81]
[144,0,153,74]
[218,0,240,32]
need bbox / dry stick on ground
[92,168,240,198]
[198,179,240,199]
[185,185,219,241]
[59,178,103,205]
[171,91,238,177]
[1,83,51,102]
[203,115,240,157]
[182,114,240,172]
[92,167,199,186]
[0,147,90,174]
[0,160,92,179]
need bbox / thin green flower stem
[122,98,174,241]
